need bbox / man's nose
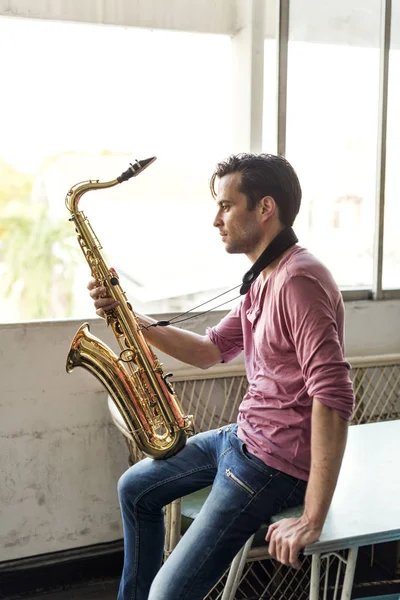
[213,212,223,228]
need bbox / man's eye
[221,204,230,211]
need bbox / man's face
[213,173,263,255]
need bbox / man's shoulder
[286,246,335,280]
[275,246,341,298]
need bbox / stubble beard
[224,230,262,255]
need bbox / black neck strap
[240,227,298,295]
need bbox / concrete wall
[0,319,126,562]
[1,301,400,562]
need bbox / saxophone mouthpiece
[117,157,157,183]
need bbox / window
[0,17,235,322]
[383,1,400,290]
[283,0,381,289]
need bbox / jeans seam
[134,463,215,505]
[218,447,233,464]
[130,510,140,600]
[280,477,302,511]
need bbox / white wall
[0,0,235,34]
[1,0,399,47]
[1,302,400,562]
[344,300,400,356]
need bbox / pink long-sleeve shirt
[207,245,354,481]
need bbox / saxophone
[65,158,194,459]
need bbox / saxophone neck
[65,178,119,214]
[65,157,157,214]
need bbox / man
[89,153,354,600]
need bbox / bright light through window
[383,1,400,290]
[270,1,382,290]
[0,17,240,322]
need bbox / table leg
[310,554,321,600]
[340,547,359,600]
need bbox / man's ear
[259,195,276,220]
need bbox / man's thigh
[118,428,221,510]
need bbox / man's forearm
[136,313,222,369]
[303,398,349,529]
[265,398,350,568]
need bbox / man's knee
[117,460,151,507]
[118,468,135,507]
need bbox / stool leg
[164,498,182,561]
[169,497,182,550]
[164,503,172,559]
[221,534,254,600]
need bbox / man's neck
[259,245,293,282]
[246,225,288,279]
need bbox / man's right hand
[86,279,223,369]
[87,278,120,319]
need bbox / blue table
[304,420,400,599]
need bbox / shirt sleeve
[206,300,244,363]
[280,275,355,420]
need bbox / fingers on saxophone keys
[90,286,107,300]
[96,303,119,320]
[87,278,100,291]
[94,297,119,311]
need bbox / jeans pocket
[241,444,273,471]
[223,444,276,500]
[230,432,276,477]
[225,467,256,497]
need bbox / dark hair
[210,153,302,227]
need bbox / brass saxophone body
[65,158,194,459]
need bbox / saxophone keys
[119,348,137,363]
[162,373,175,394]
[105,312,115,327]
[109,267,119,286]
[153,359,163,373]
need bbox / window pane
[0,17,236,322]
[383,2,400,290]
[284,0,381,288]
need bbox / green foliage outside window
[0,158,78,320]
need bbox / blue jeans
[117,424,307,600]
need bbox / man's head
[210,153,302,259]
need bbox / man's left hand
[265,517,322,569]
